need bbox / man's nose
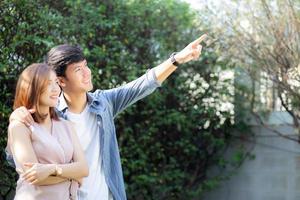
[83,66,91,76]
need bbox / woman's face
[40,71,61,108]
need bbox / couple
[7,34,207,200]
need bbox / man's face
[59,59,93,94]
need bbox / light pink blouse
[8,118,78,200]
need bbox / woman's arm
[34,176,68,185]
[8,121,57,184]
[23,122,89,184]
[54,122,89,179]
[9,121,87,185]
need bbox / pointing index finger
[193,34,208,45]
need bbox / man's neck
[63,92,88,114]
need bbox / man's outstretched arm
[99,34,208,117]
[154,34,207,83]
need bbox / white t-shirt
[67,105,113,200]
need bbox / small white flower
[230,118,235,124]
[190,82,197,89]
[220,117,226,125]
[202,81,209,89]
[203,120,210,129]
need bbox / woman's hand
[74,177,83,187]
[22,163,55,185]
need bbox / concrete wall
[204,112,300,200]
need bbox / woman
[6,63,89,200]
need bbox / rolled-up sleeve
[102,69,161,117]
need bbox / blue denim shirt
[56,69,161,200]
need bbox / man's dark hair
[45,44,85,77]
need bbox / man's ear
[58,77,66,87]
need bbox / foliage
[0,0,248,199]
[196,0,300,138]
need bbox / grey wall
[204,112,300,200]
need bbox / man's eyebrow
[73,65,81,69]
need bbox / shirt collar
[57,93,69,112]
[57,92,105,113]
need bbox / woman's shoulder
[8,120,31,137]
[9,120,30,132]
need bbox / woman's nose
[53,83,61,92]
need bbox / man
[9,34,207,200]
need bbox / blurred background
[0,0,299,199]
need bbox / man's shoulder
[89,89,104,98]
[89,89,113,102]
[88,90,115,113]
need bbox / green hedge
[0,0,247,199]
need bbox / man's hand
[9,106,35,127]
[174,34,208,64]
